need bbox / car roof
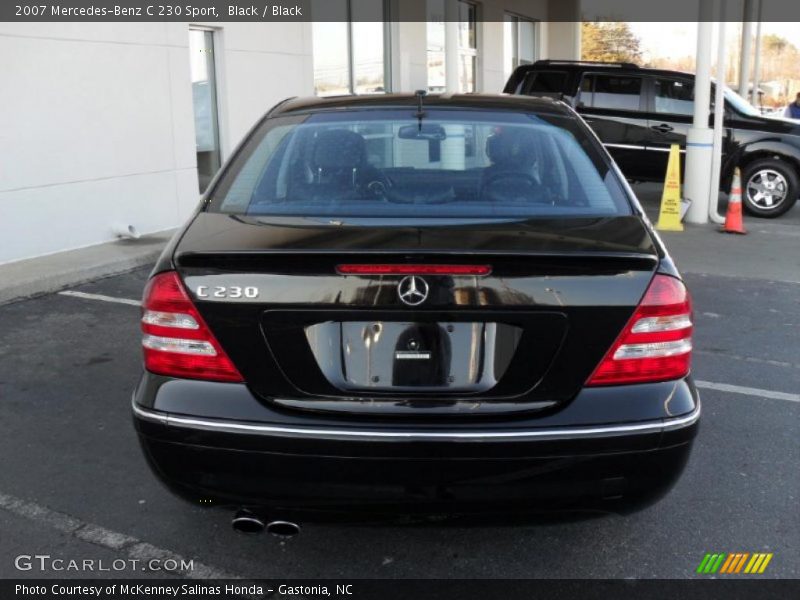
[512,61,694,80]
[269,93,574,117]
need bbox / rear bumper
[132,375,700,516]
[133,400,698,442]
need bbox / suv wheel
[741,159,799,218]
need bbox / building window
[579,74,643,111]
[504,15,537,78]
[457,1,478,93]
[426,2,446,92]
[313,0,390,96]
[427,0,479,93]
[189,28,222,193]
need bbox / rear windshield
[208,108,630,219]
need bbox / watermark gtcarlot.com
[15,554,193,573]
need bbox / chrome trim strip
[603,143,646,151]
[647,146,687,153]
[132,401,700,442]
[603,143,686,154]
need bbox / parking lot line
[694,349,800,370]
[58,290,141,306]
[695,380,800,403]
[0,491,238,579]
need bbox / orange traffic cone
[721,167,746,234]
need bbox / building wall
[204,22,315,156]
[0,22,314,265]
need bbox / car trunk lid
[173,213,659,415]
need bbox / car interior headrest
[486,129,539,167]
[312,129,366,170]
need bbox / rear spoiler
[521,91,576,109]
[532,59,640,69]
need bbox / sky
[629,22,800,63]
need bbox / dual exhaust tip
[231,510,300,538]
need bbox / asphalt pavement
[0,189,797,580]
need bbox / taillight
[586,274,692,386]
[141,272,243,383]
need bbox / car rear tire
[740,159,799,218]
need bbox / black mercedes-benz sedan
[132,93,699,528]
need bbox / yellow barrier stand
[655,144,684,232]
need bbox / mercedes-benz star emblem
[397,275,429,306]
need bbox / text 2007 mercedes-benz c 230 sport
[132,93,699,532]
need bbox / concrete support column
[546,0,581,59]
[751,11,763,105]
[738,0,755,96]
[387,0,428,92]
[545,22,581,60]
[709,19,728,224]
[684,18,714,225]
[393,21,428,92]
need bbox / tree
[756,34,800,106]
[759,34,799,81]
[762,33,787,55]
[581,22,642,64]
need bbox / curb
[0,231,175,306]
